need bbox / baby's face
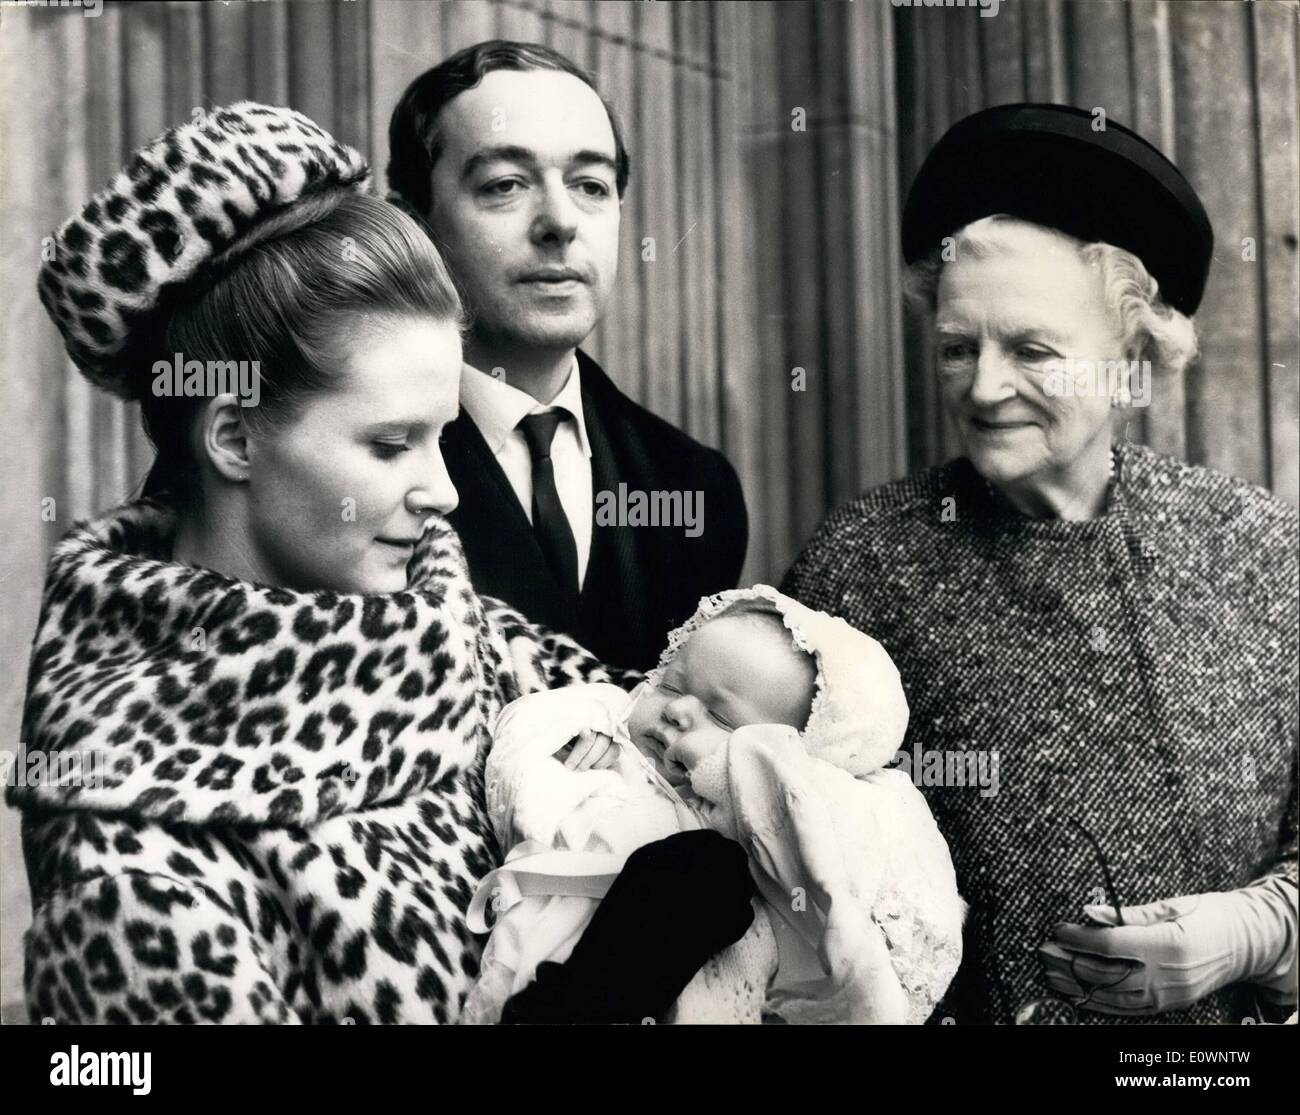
[627,613,815,788]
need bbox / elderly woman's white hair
[903,214,1200,379]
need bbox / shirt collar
[460,354,591,458]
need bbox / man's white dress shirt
[459,357,594,588]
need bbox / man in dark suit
[386,41,747,670]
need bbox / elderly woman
[783,104,1297,1024]
[10,103,752,1025]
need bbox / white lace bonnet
[644,585,909,777]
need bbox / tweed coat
[782,441,1298,1024]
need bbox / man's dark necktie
[518,410,579,598]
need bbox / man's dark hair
[387,39,631,219]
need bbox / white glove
[1039,880,1298,1016]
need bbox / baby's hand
[559,729,620,771]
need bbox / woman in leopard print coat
[9,103,630,1024]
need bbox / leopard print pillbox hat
[37,101,371,400]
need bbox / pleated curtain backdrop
[1,0,1297,1016]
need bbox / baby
[563,604,815,796]
[462,587,964,1025]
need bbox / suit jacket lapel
[443,409,531,534]
[577,359,655,664]
[442,409,576,625]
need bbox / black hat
[902,103,1213,315]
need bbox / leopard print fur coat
[8,499,626,1024]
